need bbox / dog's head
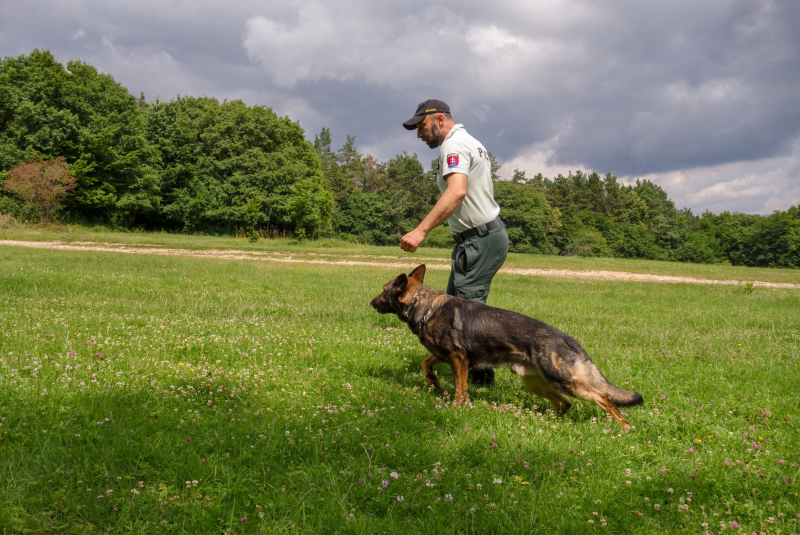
[370,264,427,315]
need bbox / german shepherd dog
[370,265,643,432]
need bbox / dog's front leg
[449,352,469,404]
[421,354,444,390]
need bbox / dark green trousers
[446,221,509,386]
[446,221,509,304]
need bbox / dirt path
[3,239,799,289]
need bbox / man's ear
[408,264,426,283]
[394,273,409,293]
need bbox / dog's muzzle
[370,296,392,314]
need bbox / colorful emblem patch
[446,153,459,167]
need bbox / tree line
[1,50,798,267]
[0,50,331,239]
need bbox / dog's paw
[424,374,440,390]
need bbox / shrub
[3,157,76,222]
[676,232,723,264]
[0,213,20,229]
[421,225,454,249]
[609,224,663,260]
[563,228,612,257]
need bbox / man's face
[416,114,442,149]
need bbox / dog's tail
[604,382,644,407]
[588,366,643,407]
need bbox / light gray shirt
[436,124,500,234]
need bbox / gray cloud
[2,0,798,214]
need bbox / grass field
[1,233,799,534]
[2,222,800,285]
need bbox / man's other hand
[400,228,426,253]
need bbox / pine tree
[487,151,501,181]
[313,127,334,170]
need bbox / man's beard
[423,123,442,149]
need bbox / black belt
[453,217,502,243]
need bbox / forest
[2,50,798,267]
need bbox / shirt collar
[443,123,464,143]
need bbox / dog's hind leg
[518,371,573,413]
[421,354,444,390]
[568,379,631,433]
[546,389,573,413]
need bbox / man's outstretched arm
[400,173,467,253]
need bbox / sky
[2,0,799,214]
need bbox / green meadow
[0,233,798,534]
[3,221,800,284]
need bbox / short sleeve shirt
[436,124,500,234]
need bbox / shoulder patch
[446,153,459,167]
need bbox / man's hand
[400,228,427,253]
[398,173,467,254]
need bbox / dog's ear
[393,273,409,293]
[408,264,426,283]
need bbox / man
[400,99,509,386]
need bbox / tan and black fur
[370,265,643,432]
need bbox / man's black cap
[403,99,450,130]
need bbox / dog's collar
[419,308,435,329]
[415,294,446,331]
[399,290,422,324]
